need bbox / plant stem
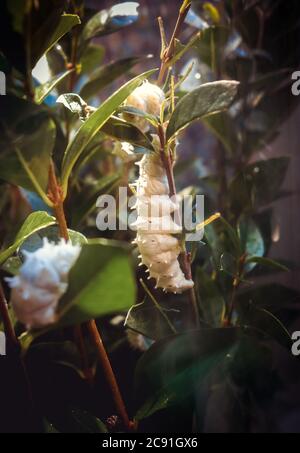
[48,161,93,384]
[48,161,69,241]
[73,325,94,385]
[158,1,191,85]
[0,283,18,346]
[140,279,178,335]
[157,125,200,328]
[87,320,134,432]
[68,27,80,92]
[16,148,53,207]
[47,162,133,428]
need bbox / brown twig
[158,2,191,85]
[47,161,134,429]
[48,161,94,384]
[73,325,94,385]
[157,2,201,327]
[48,161,69,242]
[157,125,200,328]
[87,320,134,432]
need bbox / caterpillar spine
[126,81,194,294]
[133,150,194,294]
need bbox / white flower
[124,81,165,132]
[6,239,81,329]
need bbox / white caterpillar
[126,81,194,294]
[124,81,165,133]
[132,150,194,294]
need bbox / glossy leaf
[125,301,181,341]
[229,157,290,213]
[246,257,289,273]
[166,81,239,140]
[57,93,88,121]
[57,243,136,327]
[237,284,300,323]
[82,2,139,42]
[135,328,238,420]
[19,226,87,257]
[0,211,56,266]
[196,268,226,326]
[239,305,292,351]
[61,69,157,194]
[71,173,121,228]
[35,69,74,104]
[36,14,81,60]
[80,56,152,100]
[194,26,231,69]
[80,44,105,75]
[102,116,154,150]
[0,96,56,193]
[238,217,265,272]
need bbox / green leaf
[71,173,121,228]
[2,1,68,72]
[82,2,139,42]
[229,157,290,213]
[219,216,241,256]
[19,241,136,352]
[204,218,241,272]
[246,257,289,273]
[19,226,87,257]
[0,96,56,193]
[135,328,238,420]
[240,306,292,351]
[57,243,136,327]
[102,116,154,150]
[37,14,81,59]
[58,97,154,150]
[166,80,239,140]
[119,105,159,128]
[194,26,231,70]
[45,409,107,434]
[65,409,108,433]
[238,217,265,272]
[196,267,226,326]
[238,284,300,312]
[35,69,74,104]
[203,112,238,154]
[1,256,22,276]
[61,69,157,194]
[125,300,180,341]
[57,93,88,121]
[80,44,105,75]
[0,212,56,266]
[80,56,152,100]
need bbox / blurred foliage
[0,0,299,434]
